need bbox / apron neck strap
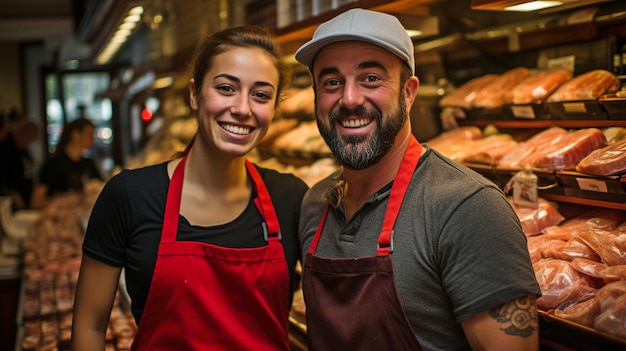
[377,135,421,256]
[162,156,281,243]
[308,136,422,256]
[162,155,187,242]
[246,160,281,241]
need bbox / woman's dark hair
[179,25,291,156]
[54,117,95,156]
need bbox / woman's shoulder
[106,162,169,191]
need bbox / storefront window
[44,71,114,175]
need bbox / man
[295,8,541,351]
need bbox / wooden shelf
[458,119,626,129]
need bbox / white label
[513,177,538,208]
[511,105,536,119]
[547,55,576,72]
[576,178,608,193]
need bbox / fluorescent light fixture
[406,30,423,38]
[505,1,563,11]
[96,6,144,65]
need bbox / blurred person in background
[30,117,102,209]
[0,119,40,210]
[70,25,308,350]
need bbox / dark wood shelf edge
[457,119,626,129]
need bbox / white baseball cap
[295,8,415,74]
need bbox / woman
[70,26,308,350]
[31,117,102,209]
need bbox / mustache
[329,106,382,123]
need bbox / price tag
[576,178,608,193]
[511,105,536,119]
[547,55,575,72]
[563,102,587,113]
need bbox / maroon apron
[131,156,291,350]
[303,136,425,351]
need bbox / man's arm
[461,294,539,351]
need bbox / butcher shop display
[546,69,621,102]
[575,137,626,176]
[505,68,573,105]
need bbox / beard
[316,92,408,170]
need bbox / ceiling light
[95,6,144,65]
[505,1,563,11]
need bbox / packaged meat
[575,228,626,267]
[426,126,482,161]
[509,197,564,236]
[523,128,607,170]
[438,74,499,109]
[554,293,601,328]
[506,68,572,105]
[575,137,626,176]
[546,69,620,102]
[462,134,519,165]
[543,208,626,241]
[472,67,532,109]
[498,127,569,169]
[534,258,601,310]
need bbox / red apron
[303,136,425,351]
[131,156,290,351]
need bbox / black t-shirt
[38,152,102,196]
[82,162,308,324]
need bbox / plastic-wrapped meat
[547,69,620,102]
[426,126,482,161]
[527,235,546,263]
[543,208,626,241]
[473,67,532,109]
[506,68,573,104]
[523,128,607,170]
[576,137,626,176]
[439,74,500,109]
[554,292,601,327]
[498,127,569,169]
[594,281,626,338]
[570,258,608,279]
[462,134,520,165]
[534,258,602,310]
[575,228,626,267]
[509,197,565,236]
[550,239,601,262]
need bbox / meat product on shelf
[505,68,572,105]
[575,137,626,176]
[472,67,532,109]
[570,258,609,279]
[527,235,546,263]
[595,294,626,338]
[547,239,601,262]
[542,208,626,241]
[497,127,569,169]
[534,258,601,310]
[438,74,499,109]
[554,280,626,337]
[553,293,601,328]
[575,228,626,267]
[522,128,607,170]
[461,134,520,165]
[546,69,620,102]
[425,126,482,161]
[509,197,564,236]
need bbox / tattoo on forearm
[489,295,538,337]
